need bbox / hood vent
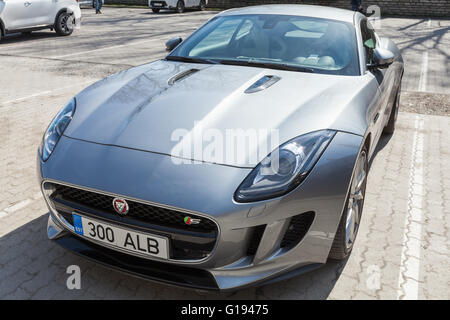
[245,75,281,94]
[168,68,200,85]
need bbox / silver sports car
[38,5,403,291]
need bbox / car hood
[66,60,369,167]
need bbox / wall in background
[105,0,450,17]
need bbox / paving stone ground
[0,8,448,299]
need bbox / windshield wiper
[165,56,220,65]
[219,59,314,73]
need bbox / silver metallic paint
[38,5,404,290]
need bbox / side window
[360,20,377,64]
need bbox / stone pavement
[0,8,449,299]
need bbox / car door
[365,20,396,126]
[1,0,53,30]
[1,0,31,30]
[25,0,53,26]
[360,19,386,152]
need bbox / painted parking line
[397,115,425,300]
[0,193,42,219]
[418,51,428,92]
[417,19,431,92]
[0,80,95,106]
[51,36,166,59]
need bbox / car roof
[217,5,356,24]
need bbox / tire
[176,1,185,13]
[384,84,401,134]
[55,11,74,36]
[329,146,368,260]
[198,0,206,11]
[152,8,160,13]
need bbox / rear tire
[329,146,368,260]
[176,1,185,13]
[152,8,160,13]
[384,84,401,134]
[55,11,74,36]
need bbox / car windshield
[169,14,360,76]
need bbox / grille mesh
[51,184,217,233]
[280,212,315,249]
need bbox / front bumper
[39,131,363,290]
[68,5,82,29]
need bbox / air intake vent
[247,225,266,256]
[245,75,281,93]
[168,69,200,85]
[280,212,315,249]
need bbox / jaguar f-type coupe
[38,5,403,291]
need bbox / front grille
[51,184,217,233]
[280,212,315,249]
[47,183,218,261]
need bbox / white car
[148,0,207,13]
[0,0,81,41]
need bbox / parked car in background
[78,0,94,8]
[0,0,81,41]
[149,0,207,13]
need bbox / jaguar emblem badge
[112,198,129,215]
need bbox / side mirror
[165,37,183,52]
[368,47,395,69]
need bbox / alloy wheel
[345,150,367,249]
[60,14,71,34]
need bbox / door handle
[24,2,32,7]
[373,112,379,123]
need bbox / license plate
[153,3,162,6]
[72,213,169,259]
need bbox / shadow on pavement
[0,32,59,45]
[0,212,347,299]
[369,132,393,169]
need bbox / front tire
[384,84,401,134]
[329,147,368,260]
[176,1,185,13]
[55,12,74,36]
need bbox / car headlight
[39,98,76,161]
[234,130,336,202]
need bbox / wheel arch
[53,8,69,27]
